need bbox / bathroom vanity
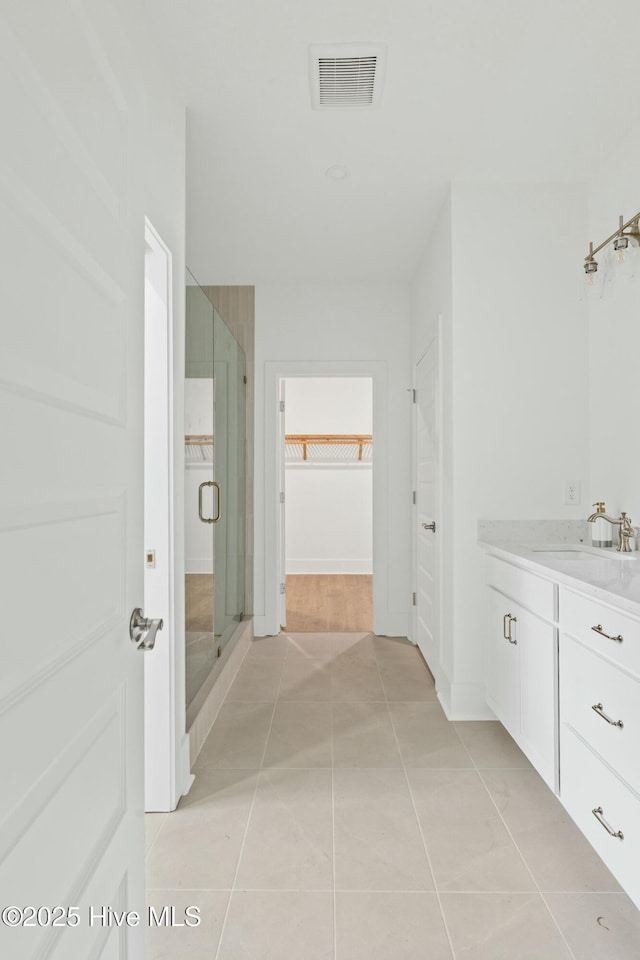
[481,539,640,909]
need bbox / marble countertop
[479,539,640,618]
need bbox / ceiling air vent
[309,43,387,110]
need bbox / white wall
[586,132,640,527]
[286,468,373,574]
[285,377,373,433]
[411,184,591,717]
[284,377,373,575]
[254,286,411,635]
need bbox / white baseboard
[286,559,373,575]
[186,558,214,575]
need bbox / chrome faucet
[587,509,634,552]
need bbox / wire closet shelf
[285,434,372,463]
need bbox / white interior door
[415,339,440,679]
[0,6,152,957]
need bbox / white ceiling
[145,0,640,284]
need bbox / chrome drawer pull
[507,614,517,645]
[591,624,624,644]
[592,806,624,840]
[591,703,624,728]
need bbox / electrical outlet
[563,481,581,505]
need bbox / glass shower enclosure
[184,270,246,718]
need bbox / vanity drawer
[561,726,640,908]
[560,588,640,677]
[560,635,640,795]
[486,555,556,620]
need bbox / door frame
[412,320,444,687]
[257,360,387,637]
[143,219,191,810]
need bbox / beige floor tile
[544,892,640,960]
[217,891,334,960]
[334,768,434,891]
[331,658,385,700]
[147,890,229,959]
[407,769,535,892]
[278,658,332,700]
[146,770,258,889]
[335,892,453,960]
[388,702,473,768]
[194,701,274,769]
[244,636,290,659]
[235,768,333,890]
[453,720,533,768]
[287,632,374,661]
[332,702,403,767]
[481,769,620,892]
[372,635,419,661]
[263,701,332,768]
[145,813,167,856]
[226,660,284,700]
[377,659,438,701]
[440,892,573,959]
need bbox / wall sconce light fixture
[584,211,640,280]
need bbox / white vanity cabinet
[559,586,640,908]
[485,556,558,790]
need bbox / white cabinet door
[513,603,557,789]
[485,587,520,738]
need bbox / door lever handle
[129,608,164,651]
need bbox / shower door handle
[211,481,222,523]
[199,480,214,523]
[198,481,222,523]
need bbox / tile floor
[146,632,640,959]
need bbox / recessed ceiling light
[326,165,350,180]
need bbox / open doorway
[281,377,373,632]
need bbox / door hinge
[412,592,416,606]
[280,582,286,595]
[279,400,285,412]
[412,490,416,505]
[412,389,416,404]
[280,491,285,503]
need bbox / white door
[415,341,439,677]
[0,6,151,958]
[278,380,287,628]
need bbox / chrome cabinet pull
[422,521,436,532]
[592,806,624,840]
[129,608,163,651]
[592,624,624,644]
[198,480,215,523]
[507,614,517,644]
[591,703,624,728]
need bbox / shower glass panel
[184,270,246,713]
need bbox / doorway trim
[143,219,191,811]
[257,360,390,637]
